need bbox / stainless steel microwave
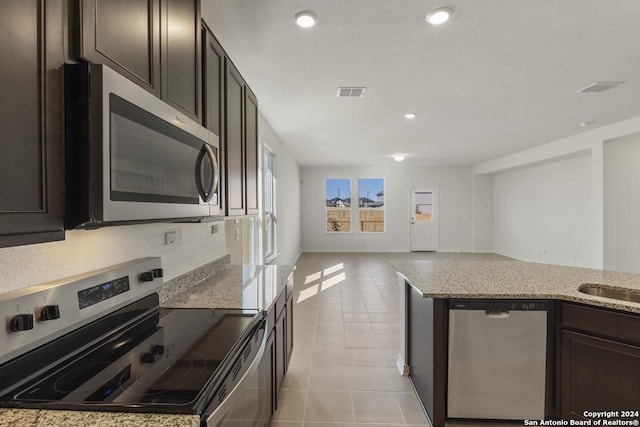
[65,64,222,229]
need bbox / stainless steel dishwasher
[447,300,548,420]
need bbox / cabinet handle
[195,144,219,202]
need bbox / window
[325,178,351,232]
[414,191,433,221]
[263,147,277,262]
[358,178,384,232]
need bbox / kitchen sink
[579,284,640,303]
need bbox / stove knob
[140,271,155,282]
[152,268,164,278]
[140,352,156,364]
[151,344,165,355]
[9,314,34,332]
[38,305,61,321]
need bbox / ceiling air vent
[337,87,366,97]
[577,82,624,94]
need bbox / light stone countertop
[0,409,199,427]
[388,253,640,313]
[0,264,293,427]
[162,264,294,311]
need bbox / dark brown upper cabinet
[80,0,161,96]
[203,25,225,215]
[224,59,246,216]
[202,25,224,137]
[205,25,259,217]
[161,0,201,121]
[245,88,259,215]
[0,0,65,248]
[80,0,201,122]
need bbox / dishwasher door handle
[485,310,511,318]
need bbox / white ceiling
[201,0,640,167]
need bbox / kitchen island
[0,264,294,427]
[390,253,640,427]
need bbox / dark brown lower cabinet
[263,330,275,421]
[266,284,293,416]
[274,307,286,403]
[561,305,640,419]
[561,331,640,419]
[286,293,294,366]
[406,286,447,427]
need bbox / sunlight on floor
[297,284,319,304]
[323,262,344,276]
[298,263,346,303]
[304,271,321,284]
[320,272,345,291]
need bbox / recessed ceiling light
[404,113,417,119]
[426,7,452,25]
[295,11,317,28]
[393,154,406,162]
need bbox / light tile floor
[271,252,430,427]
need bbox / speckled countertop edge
[158,254,231,304]
[389,254,640,313]
[162,264,295,311]
[0,408,199,427]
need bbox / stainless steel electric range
[0,258,271,427]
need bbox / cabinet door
[274,309,286,403]
[203,26,224,136]
[161,0,201,121]
[80,0,160,95]
[245,88,259,215]
[406,287,447,427]
[0,0,64,248]
[261,330,275,425]
[286,295,294,367]
[561,330,640,419]
[203,26,225,215]
[224,60,245,216]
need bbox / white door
[410,189,438,251]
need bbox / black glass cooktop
[7,305,261,412]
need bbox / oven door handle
[195,143,219,203]
[206,321,267,426]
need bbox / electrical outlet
[211,224,219,234]
[165,231,177,245]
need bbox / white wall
[604,132,640,273]
[473,114,640,269]
[301,165,473,253]
[472,174,494,252]
[259,115,301,266]
[0,222,227,295]
[492,155,592,266]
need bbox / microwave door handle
[210,145,219,195]
[195,144,218,203]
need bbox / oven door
[205,320,270,427]
[96,64,221,223]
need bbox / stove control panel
[0,257,163,366]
